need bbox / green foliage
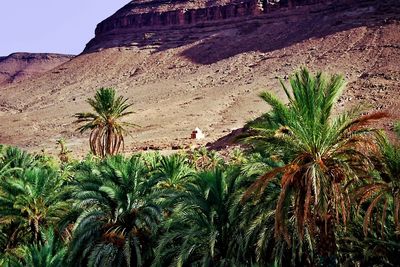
[68,155,161,266]
[1,69,399,266]
[0,167,70,246]
[337,214,400,266]
[0,147,70,266]
[74,87,135,158]
[150,154,195,191]
[188,147,224,170]
[153,168,242,267]
[13,229,67,267]
[394,121,400,137]
[0,146,37,178]
[354,131,400,235]
[243,67,387,264]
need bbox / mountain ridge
[0,52,74,85]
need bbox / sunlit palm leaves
[74,87,135,158]
[68,155,161,266]
[150,154,195,191]
[243,68,386,261]
[0,167,70,245]
[189,147,224,170]
[0,146,38,178]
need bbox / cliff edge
[84,0,339,52]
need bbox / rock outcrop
[95,0,260,32]
[0,53,74,86]
[84,0,337,52]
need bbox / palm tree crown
[14,229,67,267]
[74,87,134,158]
[0,167,70,254]
[154,168,241,267]
[68,155,161,266]
[243,68,386,263]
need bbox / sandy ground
[0,2,399,157]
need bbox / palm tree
[243,68,386,265]
[0,146,37,178]
[56,139,72,163]
[337,213,400,266]
[228,148,247,166]
[14,229,67,267]
[354,129,400,235]
[153,168,241,267]
[150,154,195,191]
[74,87,135,158]
[68,155,161,266]
[227,148,318,266]
[0,167,70,246]
[239,180,316,266]
[231,152,315,266]
[189,147,224,170]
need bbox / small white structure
[191,127,205,140]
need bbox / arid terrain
[0,0,399,156]
[0,53,73,85]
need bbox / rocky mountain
[84,0,337,52]
[0,0,399,155]
[0,53,74,85]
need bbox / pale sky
[0,1,131,56]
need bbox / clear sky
[0,1,131,56]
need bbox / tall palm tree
[239,180,316,266]
[228,149,317,266]
[243,68,386,265]
[68,155,161,267]
[74,87,135,158]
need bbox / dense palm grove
[0,69,399,266]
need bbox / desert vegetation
[0,69,399,266]
[74,87,135,158]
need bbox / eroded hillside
[0,53,74,85]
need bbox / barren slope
[0,53,74,85]
[0,0,399,156]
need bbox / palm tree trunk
[315,214,337,267]
[30,219,43,244]
[30,221,38,244]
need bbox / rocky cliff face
[95,0,260,32]
[84,0,334,52]
[0,53,74,86]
